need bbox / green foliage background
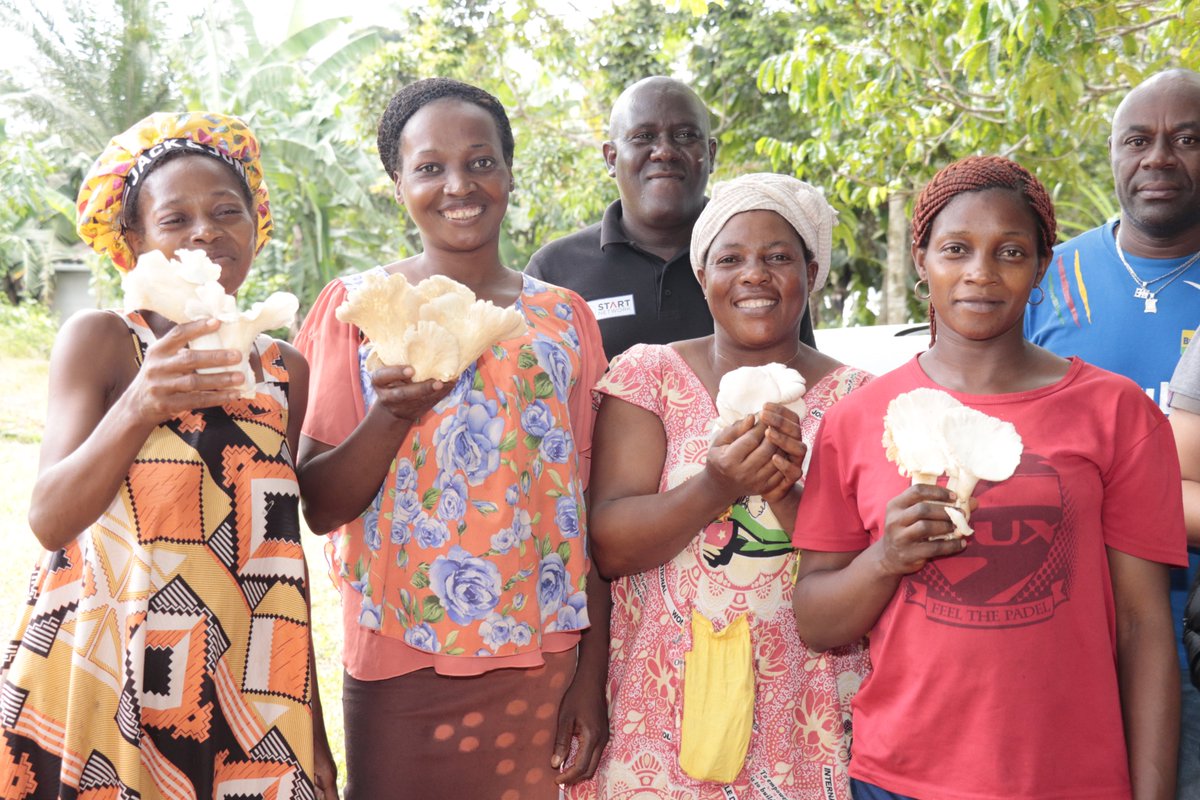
[0,0,1196,783]
[1,0,1197,334]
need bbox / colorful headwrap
[690,172,838,291]
[76,111,272,271]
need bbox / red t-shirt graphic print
[904,453,1068,629]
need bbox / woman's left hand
[760,402,806,503]
[552,661,609,784]
[313,723,340,799]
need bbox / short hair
[376,77,514,180]
[912,155,1057,259]
[607,76,710,140]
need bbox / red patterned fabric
[568,343,872,799]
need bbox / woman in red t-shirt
[792,156,1185,800]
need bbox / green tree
[757,0,1200,323]
[4,0,1194,332]
[177,0,392,311]
[0,0,181,306]
[0,0,178,180]
[0,122,75,304]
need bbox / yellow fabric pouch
[679,611,754,783]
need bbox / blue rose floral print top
[297,269,607,677]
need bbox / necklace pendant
[1134,286,1151,299]
[1145,295,1158,313]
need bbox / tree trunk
[2,271,21,306]
[883,192,910,324]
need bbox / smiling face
[394,98,512,257]
[697,210,816,351]
[914,188,1047,345]
[124,154,257,295]
[603,79,717,234]
[1110,72,1200,244]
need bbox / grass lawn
[0,357,348,785]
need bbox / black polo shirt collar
[599,199,705,269]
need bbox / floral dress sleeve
[594,343,668,416]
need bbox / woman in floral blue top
[295,79,609,798]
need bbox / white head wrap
[690,172,838,291]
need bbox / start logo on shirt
[588,294,635,321]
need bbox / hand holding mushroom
[759,402,808,503]
[334,271,527,381]
[704,414,784,503]
[710,363,810,503]
[882,388,1022,538]
[123,249,298,398]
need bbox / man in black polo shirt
[526,75,816,361]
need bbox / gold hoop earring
[914,279,931,301]
[1028,285,1045,306]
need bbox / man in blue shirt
[1026,67,1200,799]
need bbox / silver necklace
[1114,227,1200,314]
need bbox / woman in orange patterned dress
[1,112,336,799]
[574,173,872,799]
[294,78,609,798]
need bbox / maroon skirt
[342,650,577,800]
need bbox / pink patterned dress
[572,343,872,800]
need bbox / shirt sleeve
[1170,336,1200,414]
[1100,409,1189,567]
[593,343,662,416]
[294,278,367,447]
[566,290,607,489]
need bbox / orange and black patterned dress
[0,311,315,800]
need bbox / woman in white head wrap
[569,173,872,799]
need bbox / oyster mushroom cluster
[882,388,1022,538]
[123,249,299,398]
[714,363,807,431]
[334,271,527,382]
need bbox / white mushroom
[335,271,422,339]
[881,388,962,484]
[123,249,298,397]
[420,289,475,329]
[882,389,1023,540]
[122,248,222,323]
[337,271,527,381]
[459,301,529,366]
[939,405,1023,520]
[396,319,462,382]
[933,505,975,540]
[189,292,299,396]
[714,363,807,431]
[416,273,476,304]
